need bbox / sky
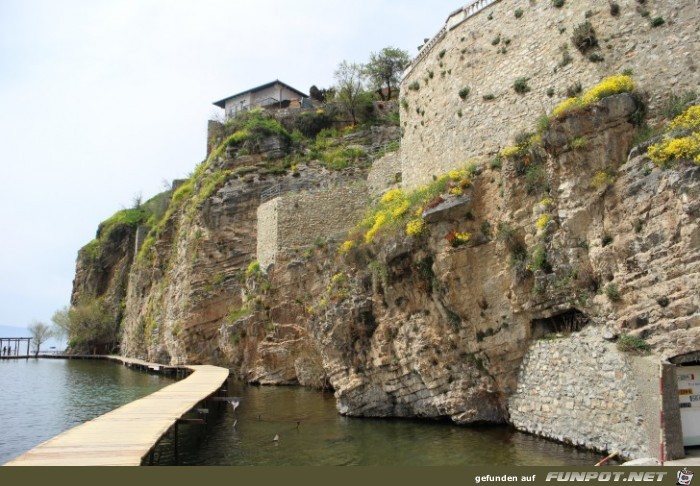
[0,0,451,330]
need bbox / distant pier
[0,337,31,359]
[3,356,230,466]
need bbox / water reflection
[0,358,173,464]
[167,379,602,466]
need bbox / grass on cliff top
[81,207,148,261]
[340,164,477,252]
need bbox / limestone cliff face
[233,94,699,429]
[115,125,395,365]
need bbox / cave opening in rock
[530,309,589,339]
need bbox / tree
[51,306,70,340]
[66,297,116,354]
[334,61,366,125]
[364,47,410,101]
[28,320,52,357]
[309,85,323,102]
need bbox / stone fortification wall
[400,0,700,188]
[367,151,401,198]
[256,198,279,272]
[257,185,368,270]
[508,326,683,460]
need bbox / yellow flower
[392,200,411,218]
[580,74,634,106]
[539,197,554,207]
[648,134,700,166]
[551,74,634,118]
[500,145,523,158]
[380,188,404,204]
[669,105,700,132]
[552,97,581,118]
[536,214,551,231]
[406,218,426,237]
[454,231,471,243]
[339,240,355,253]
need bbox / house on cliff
[213,80,312,119]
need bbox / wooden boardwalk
[4,358,229,466]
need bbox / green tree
[364,47,410,100]
[334,61,366,125]
[51,306,70,338]
[63,297,116,354]
[28,320,53,357]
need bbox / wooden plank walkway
[4,358,229,466]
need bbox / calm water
[160,379,604,466]
[0,360,606,466]
[0,358,174,464]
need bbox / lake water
[154,379,604,466]
[0,358,174,464]
[0,360,605,466]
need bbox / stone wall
[256,198,279,271]
[400,0,700,188]
[508,326,682,460]
[367,151,401,198]
[257,185,368,270]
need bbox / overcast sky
[0,1,450,329]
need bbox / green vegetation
[609,2,620,16]
[660,91,698,120]
[616,334,651,354]
[56,297,116,354]
[459,87,471,100]
[647,105,700,167]
[650,16,665,27]
[571,21,598,54]
[341,165,477,248]
[551,74,634,118]
[364,47,410,101]
[604,282,621,302]
[552,0,565,7]
[514,8,524,18]
[513,77,531,94]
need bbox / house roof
[213,80,309,108]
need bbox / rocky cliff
[68,3,700,460]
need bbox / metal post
[660,361,665,466]
[174,422,178,465]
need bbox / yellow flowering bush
[648,134,700,165]
[648,105,700,166]
[500,144,525,159]
[536,214,551,231]
[669,105,700,132]
[380,188,404,204]
[580,74,634,105]
[406,218,426,237]
[551,97,580,118]
[392,200,411,218]
[539,197,554,207]
[339,240,355,253]
[364,212,387,243]
[339,164,478,247]
[551,74,634,119]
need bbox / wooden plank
[3,359,229,466]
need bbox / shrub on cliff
[342,166,474,249]
[571,21,598,54]
[550,74,634,119]
[648,105,700,166]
